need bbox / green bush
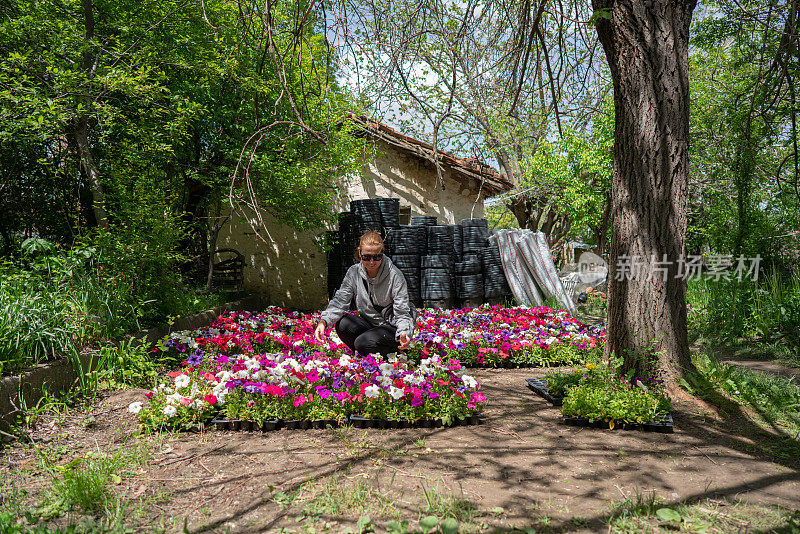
[544,362,602,397]
[688,269,800,357]
[561,381,672,424]
[0,233,223,376]
[750,269,800,355]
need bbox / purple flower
[187,349,203,367]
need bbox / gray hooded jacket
[320,256,416,340]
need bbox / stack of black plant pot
[325,230,343,299]
[482,241,512,303]
[410,215,438,227]
[376,198,400,235]
[385,226,425,307]
[350,199,384,238]
[422,225,457,309]
[337,211,358,279]
[326,201,512,308]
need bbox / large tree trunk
[73,0,108,229]
[507,192,572,249]
[74,117,108,229]
[593,0,697,392]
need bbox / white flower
[405,374,423,386]
[128,402,143,414]
[338,354,351,367]
[379,375,394,387]
[365,385,381,398]
[462,375,478,389]
[388,386,404,400]
[379,363,394,374]
[163,405,177,418]
[174,374,190,389]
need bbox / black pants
[335,314,400,356]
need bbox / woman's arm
[390,272,415,341]
[320,266,356,328]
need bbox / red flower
[205,395,217,405]
[168,371,182,378]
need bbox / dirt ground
[2,367,799,533]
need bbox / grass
[299,473,399,519]
[42,448,144,515]
[606,492,800,533]
[0,255,226,378]
[577,290,607,319]
[687,270,800,365]
[420,483,479,523]
[686,352,800,459]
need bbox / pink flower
[180,397,192,406]
[145,392,153,399]
[293,395,306,407]
[205,394,217,405]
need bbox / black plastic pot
[283,419,312,430]
[262,419,281,431]
[561,413,674,433]
[524,378,564,406]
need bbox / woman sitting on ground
[314,230,415,355]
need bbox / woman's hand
[398,333,410,349]
[314,321,327,343]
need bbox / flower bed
[153,305,605,369]
[131,307,486,430]
[527,362,674,432]
[407,306,605,367]
[131,304,605,431]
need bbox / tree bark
[593,0,697,392]
[507,192,572,249]
[73,0,108,229]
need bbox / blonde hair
[355,230,384,259]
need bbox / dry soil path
[3,368,799,532]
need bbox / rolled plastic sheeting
[494,231,543,306]
[493,229,578,315]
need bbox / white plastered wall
[218,140,488,310]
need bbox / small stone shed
[217,114,514,310]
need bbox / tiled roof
[346,113,514,197]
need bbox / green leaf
[356,515,372,533]
[679,377,695,394]
[419,516,440,533]
[386,520,408,534]
[440,517,458,534]
[656,508,682,522]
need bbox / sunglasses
[360,253,383,262]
